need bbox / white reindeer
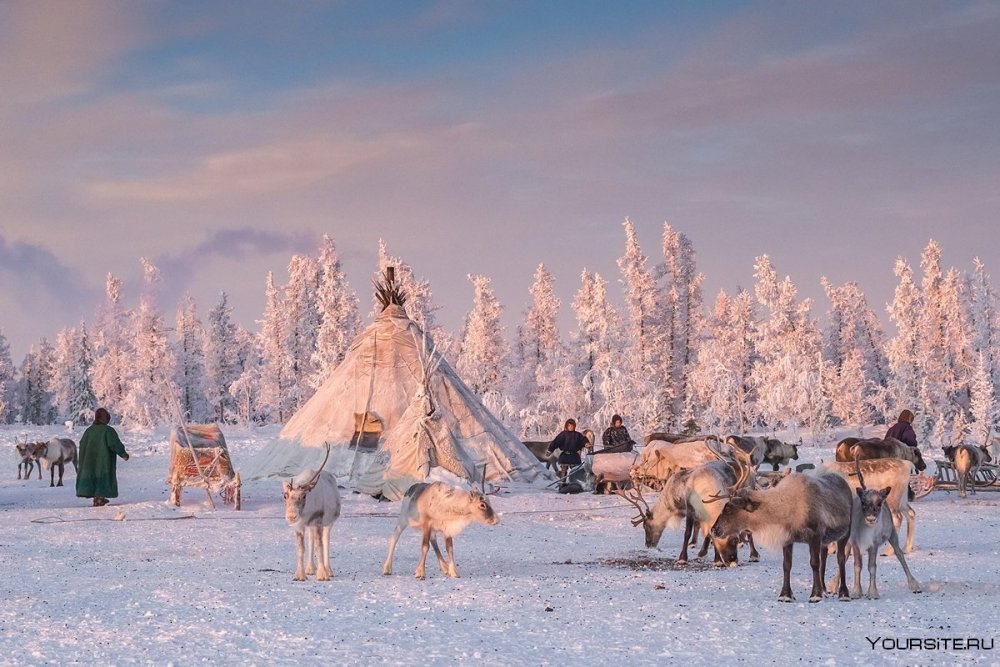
[282,446,341,582]
[35,438,77,487]
[843,455,922,599]
[382,481,499,580]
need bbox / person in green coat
[76,407,130,507]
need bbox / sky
[2,0,999,360]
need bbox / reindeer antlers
[852,451,866,490]
[304,443,332,490]
[616,488,650,526]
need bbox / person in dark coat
[601,414,636,453]
[885,409,918,448]
[547,418,589,467]
[76,407,130,507]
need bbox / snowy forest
[2,220,997,450]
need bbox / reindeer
[838,455,922,599]
[382,480,499,579]
[619,445,758,567]
[710,471,853,602]
[16,441,43,480]
[282,445,341,581]
[835,437,927,473]
[34,438,77,487]
[821,458,917,554]
[943,444,992,499]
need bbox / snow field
[2,425,998,666]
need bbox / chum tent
[243,302,540,499]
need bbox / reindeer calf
[383,482,499,580]
[843,460,922,599]
[16,442,43,480]
[283,467,341,581]
[35,438,77,487]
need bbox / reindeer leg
[808,538,824,602]
[57,461,64,487]
[677,515,694,565]
[850,541,863,598]
[778,544,795,602]
[696,533,711,560]
[382,521,406,576]
[444,536,459,578]
[312,526,330,581]
[819,541,830,595]
[304,529,316,576]
[50,465,55,488]
[320,525,333,580]
[416,527,432,579]
[430,535,449,575]
[746,531,760,562]
[888,528,922,593]
[836,536,851,601]
[866,545,879,599]
[36,461,41,480]
[293,530,306,581]
[904,507,915,554]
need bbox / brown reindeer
[710,471,853,602]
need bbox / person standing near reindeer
[76,408,130,507]
[885,409,918,448]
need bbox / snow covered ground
[2,425,999,666]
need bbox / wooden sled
[166,424,241,510]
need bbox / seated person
[600,414,636,453]
[547,418,589,478]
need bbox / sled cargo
[166,424,241,509]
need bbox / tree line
[1,223,996,450]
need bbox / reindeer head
[856,486,891,526]
[470,490,500,526]
[282,444,330,525]
[709,490,761,540]
[853,451,891,526]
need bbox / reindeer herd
[12,427,988,603]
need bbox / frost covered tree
[204,293,238,423]
[120,259,176,429]
[0,329,15,424]
[939,267,974,416]
[311,234,360,388]
[914,241,952,434]
[886,258,923,418]
[514,263,567,437]
[229,325,263,426]
[456,274,508,397]
[91,274,131,414]
[968,258,1000,393]
[258,272,294,423]
[571,270,627,430]
[660,223,704,423]
[821,279,888,425]
[283,254,320,408]
[969,351,997,446]
[174,294,210,422]
[617,219,668,430]
[690,290,758,432]
[750,256,823,431]
[18,339,57,425]
[53,324,95,424]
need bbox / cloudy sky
[2,1,998,359]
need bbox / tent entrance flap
[353,412,382,451]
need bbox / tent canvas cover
[243,304,539,499]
